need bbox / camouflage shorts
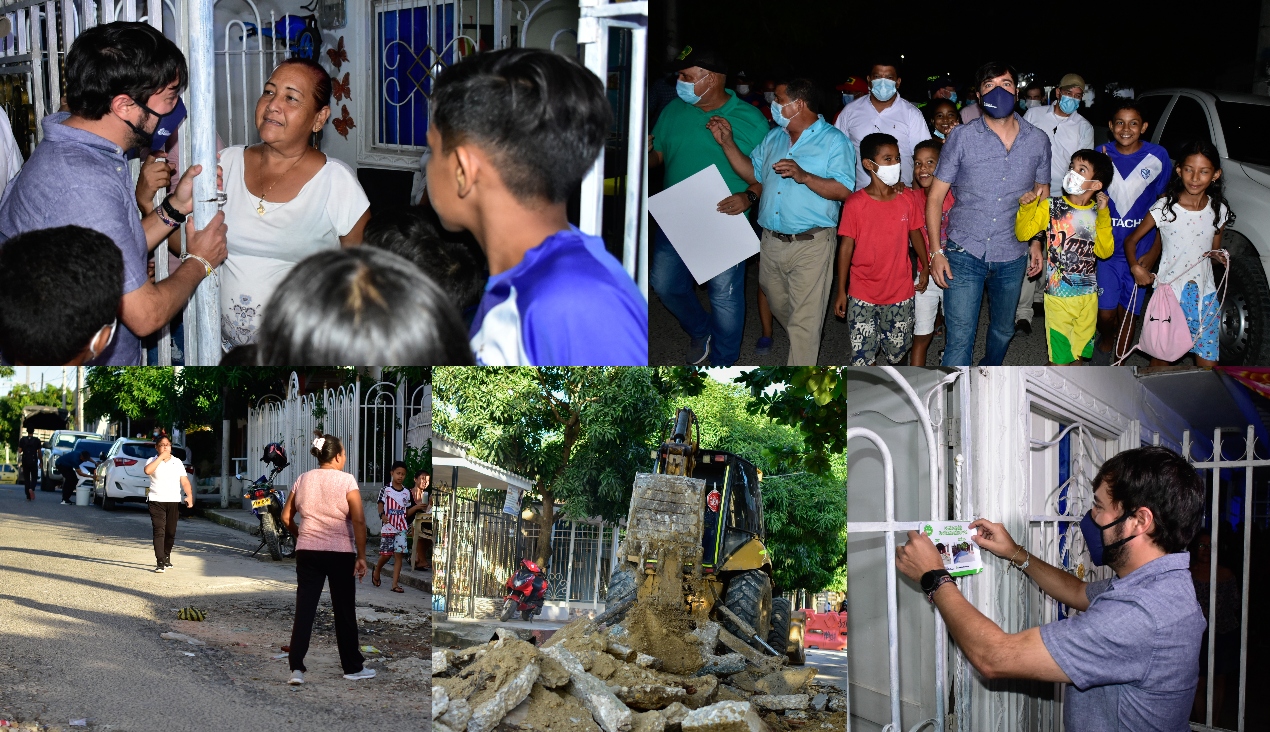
[849,297,915,366]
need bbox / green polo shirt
[652,89,770,194]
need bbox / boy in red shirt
[835,133,926,365]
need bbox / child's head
[258,246,475,365]
[859,132,900,184]
[1065,149,1113,198]
[364,206,487,313]
[1108,100,1149,149]
[912,139,942,189]
[0,226,122,365]
[924,99,958,139]
[1163,140,1234,230]
[426,48,612,232]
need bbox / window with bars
[372,0,455,149]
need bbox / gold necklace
[255,149,306,215]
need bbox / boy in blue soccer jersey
[1092,99,1171,362]
[425,48,648,366]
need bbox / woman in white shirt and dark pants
[143,434,194,573]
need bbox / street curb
[197,507,261,536]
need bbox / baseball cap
[926,74,956,95]
[836,76,868,95]
[1059,73,1086,91]
[669,45,728,76]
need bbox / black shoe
[155,564,165,573]
[164,557,173,568]
[1015,319,1032,336]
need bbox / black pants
[289,550,363,675]
[148,501,180,564]
[60,468,78,502]
[21,463,37,497]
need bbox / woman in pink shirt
[279,431,373,686]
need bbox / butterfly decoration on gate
[326,36,348,70]
[332,72,351,102]
[332,105,356,138]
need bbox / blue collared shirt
[0,113,147,365]
[750,117,855,234]
[934,113,1050,262]
[1039,552,1205,732]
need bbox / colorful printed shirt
[1096,141,1171,261]
[377,485,413,536]
[1016,195,1113,297]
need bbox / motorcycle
[241,442,295,561]
[500,559,549,622]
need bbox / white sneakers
[288,670,304,685]
[60,500,70,505]
[343,668,376,681]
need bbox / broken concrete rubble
[749,696,808,711]
[681,701,768,732]
[543,645,635,732]
[609,683,688,710]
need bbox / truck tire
[500,599,517,622]
[1216,233,1270,365]
[259,512,283,561]
[769,596,792,659]
[721,570,772,653]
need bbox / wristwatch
[744,190,758,207]
[920,569,955,603]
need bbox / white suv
[1133,89,1270,364]
[94,439,195,510]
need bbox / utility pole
[61,367,66,410]
[221,384,230,509]
[75,367,84,431]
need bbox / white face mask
[1062,169,1089,196]
[763,92,775,104]
[737,85,750,95]
[1025,99,1042,108]
[872,162,901,186]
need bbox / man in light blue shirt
[710,78,855,365]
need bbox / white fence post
[185,0,219,365]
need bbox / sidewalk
[433,614,568,649]
[198,507,433,594]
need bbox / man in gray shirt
[896,446,1206,731]
[925,61,1051,366]
[0,22,226,365]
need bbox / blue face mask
[771,100,794,128]
[1059,95,1081,114]
[871,78,898,102]
[676,77,708,105]
[948,92,958,104]
[933,129,946,140]
[1079,509,1136,566]
[980,85,1016,119]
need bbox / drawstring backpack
[1114,251,1228,365]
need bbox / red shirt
[839,189,919,305]
[908,186,955,249]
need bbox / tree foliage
[0,383,70,454]
[734,367,846,475]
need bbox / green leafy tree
[83,367,178,427]
[734,367,846,475]
[433,367,685,568]
[0,383,71,454]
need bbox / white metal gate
[245,371,360,490]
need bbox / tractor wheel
[721,570,772,653]
[769,596,792,659]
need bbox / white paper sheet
[647,164,761,284]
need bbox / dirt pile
[433,613,845,732]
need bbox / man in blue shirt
[709,78,855,365]
[895,446,1206,732]
[926,61,1051,366]
[0,22,227,366]
[427,48,646,366]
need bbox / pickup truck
[1133,89,1270,365]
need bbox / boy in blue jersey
[425,48,648,366]
[1092,100,1171,362]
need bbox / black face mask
[123,96,163,150]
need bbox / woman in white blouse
[219,58,371,350]
[142,434,194,573]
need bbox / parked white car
[94,439,194,510]
[1133,89,1270,364]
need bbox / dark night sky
[651,0,1266,111]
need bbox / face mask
[1058,95,1080,114]
[948,92,958,104]
[87,319,118,361]
[933,129,945,140]
[1079,508,1137,566]
[842,93,852,106]
[763,91,775,104]
[149,98,186,152]
[1024,99,1042,109]
[871,78,898,102]
[123,97,162,149]
[870,162,901,186]
[771,100,796,128]
[737,85,750,96]
[676,76,710,105]
[1062,169,1089,196]
[980,85,1016,119]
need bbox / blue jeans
[940,242,1028,366]
[650,224,746,366]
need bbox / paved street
[805,648,847,691]
[0,480,430,732]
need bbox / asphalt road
[804,648,847,691]
[0,479,430,732]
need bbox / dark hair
[65,22,188,119]
[388,460,408,485]
[258,246,474,366]
[923,98,958,137]
[1110,98,1147,120]
[1091,446,1205,554]
[1160,140,1235,231]
[869,57,902,76]
[859,132,898,163]
[779,78,818,115]
[0,226,122,365]
[364,207,487,312]
[155,434,172,446]
[310,430,343,463]
[972,61,1017,92]
[219,344,258,365]
[1071,149,1113,195]
[430,48,611,203]
[273,57,332,111]
[913,138,943,158]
